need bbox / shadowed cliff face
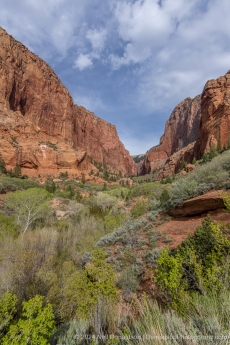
[140,69,230,179]
[141,95,201,176]
[200,71,230,155]
[0,27,135,177]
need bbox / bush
[155,216,230,311]
[131,199,147,218]
[0,213,19,237]
[0,177,40,193]
[2,295,55,345]
[117,266,139,298]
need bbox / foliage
[0,153,6,174]
[60,249,117,319]
[155,216,230,312]
[0,213,19,238]
[131,199,147,218]
[2,295,55,345]
[46,141,57,150]
[4,188,50,233]
[0,176,40,193]
[117,266,139,299]
[7,165,22,178]
[45,179,56,193]
[59,171,69,180]
[87,192,118,216]
[160,189,170,206]
[124,290,230,345]
[0,292,17,336]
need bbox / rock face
[141,95,201,176]
[141,69,230,180]
[200,70,230,155]
[169,190,228,217]
[0,27,135,177]
[74,106,135,175]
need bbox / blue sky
[1,0,230,155]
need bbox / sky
[1,0,230,155]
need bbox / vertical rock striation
[200,71,230,155]
[0,27,135,177]
[141,95,201,176]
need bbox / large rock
[154,142,197,179]
[200,71,230,155]
[169,190,228,217]
[0,27,135,177]
[141,95,201,176]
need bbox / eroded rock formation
[141,95,201,176]
[0,27,135,178]
[169,190,228,217]
[200,70,230,155]
[140,69,230,179]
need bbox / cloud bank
[1,0,230,154]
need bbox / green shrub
[2,295,55,345]
[0,213,19,237]
[131,199,147,218]
[117,266,139,298]
[155,216,230,312]
[0,177,40,193]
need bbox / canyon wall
[141,69,230,179]
[141,95,201,177]
[0,27,135,178]
[200,70,230,155]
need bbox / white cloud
[86,28,107,51]
[2,0,230,154]
[74,54,93,70]
[0,0,89,57]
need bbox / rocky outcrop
[141,95,201,176]
[0,27,135,177]
[169,190,228,217]
[74,106,135,175]
[200,70,230,155]
[153,142,197,179]
[140,70,230,179]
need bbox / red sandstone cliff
[0,27,135,178]
[141,95,201,176]
[200,70,230,155]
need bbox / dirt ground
[157,208,230,248]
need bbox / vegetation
[1,148,230,343]
[4,188,50,234]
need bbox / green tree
[0,153,7,174]
[4,188,50,234]
[2,295,55,345]
[209,144,218,160]
[60,249,117,319]
[45,179,56,193]
[181,160,187,169]
[0,213,19,238]
[0,292,17,336]
[160,189,170,206]
[81,173,86,184]
[102,182,107,191]
[217,138,222,153]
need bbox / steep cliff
[141,95,201,176]
[0,27,135,177]
[200,70,230,155]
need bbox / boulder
[169,190,229,217]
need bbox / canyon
[1,26,230,181]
